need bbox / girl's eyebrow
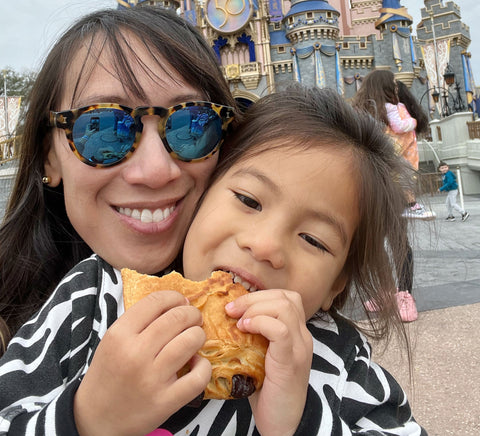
[231,167,281,195]
[231,167,348,245]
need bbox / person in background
[353,70,435,220]
[0,85,425,434]
[438,161,470,221]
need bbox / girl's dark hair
[210,84,414,340]
[0,7,237,353]
[396,80,430,135]
[352,69,398,126]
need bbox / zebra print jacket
[0,255,426,435]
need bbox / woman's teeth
[230,272,258,292]
[117,206,175,223]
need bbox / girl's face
[45,35,218,274]
[183,143,360,319]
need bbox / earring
[42,176,51,184]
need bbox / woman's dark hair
[352,69,398,126]
[396,80,430,135]
[0,6,237,353]
[210,84,414,341]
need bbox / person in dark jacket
[438,161,470,221]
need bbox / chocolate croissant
[121,269,268,400]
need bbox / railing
[467,121,480,139]
[418,172,442,196]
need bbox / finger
[153,324,206,370]
[226,289,306,322]
[121,290,189,332]
[140,304,204,352]
[164,355,212,409]
[235,296,305,336]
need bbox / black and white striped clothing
[0,255,426,435]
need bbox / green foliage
[0,67,36,98]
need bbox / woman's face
[183,144,359,319]
[45,35,218,273]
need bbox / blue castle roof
[285,1,338,18]
[377,0,413,25]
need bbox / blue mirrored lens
[72,108,136,165]
[165,107,223,160]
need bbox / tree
[1,67,36,99]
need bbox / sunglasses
[49,101,234,167]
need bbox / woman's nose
[121,115,181,187]
[238,224,286,269]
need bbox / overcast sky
[0,0,479,83]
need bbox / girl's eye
[300,233,327,252]
[234,192,262,211]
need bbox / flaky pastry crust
[121,269,268,400]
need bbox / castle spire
[375,0,413,29]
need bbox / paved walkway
[373,193,480,435]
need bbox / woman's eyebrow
[74,92,204,108]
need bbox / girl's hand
[225,290,313,436]
[74,290,211,436]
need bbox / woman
[0,6,237,353]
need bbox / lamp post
[442,63,465,115]
[420,86,441,117]
[429,10,444,116]
[2,70,9,138]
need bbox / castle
[117,0,477,116]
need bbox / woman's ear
[321,271,348,312]
[43,143,62,187]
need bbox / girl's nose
[121,115,181,187]
[237,224,286,269]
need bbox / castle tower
[283,0,343,93]
[374,0,416,86]
[416,0,473,114]
[349,0,382,37]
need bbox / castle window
[326,12,332,18]
[288,17,293,25]
[273,22,281,30]
[164,1,169,5]
[277,46,286,53]
[343,42,349,49]
[306,12,313,19]
[360,41,367,49]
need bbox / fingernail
[225,302,234,310]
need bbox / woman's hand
[225,289,313,436]
[74,290,211,436]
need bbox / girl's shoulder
[307,314,369,360]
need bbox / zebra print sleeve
[0,255,123,435]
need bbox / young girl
[353,70,434,220]
[0,86,425,435]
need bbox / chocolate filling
[231,374,256,398]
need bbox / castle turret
[374,0,416,86]
[417,0,473,115]
[283,1,343,93]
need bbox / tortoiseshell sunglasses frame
[48,101,235,168]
